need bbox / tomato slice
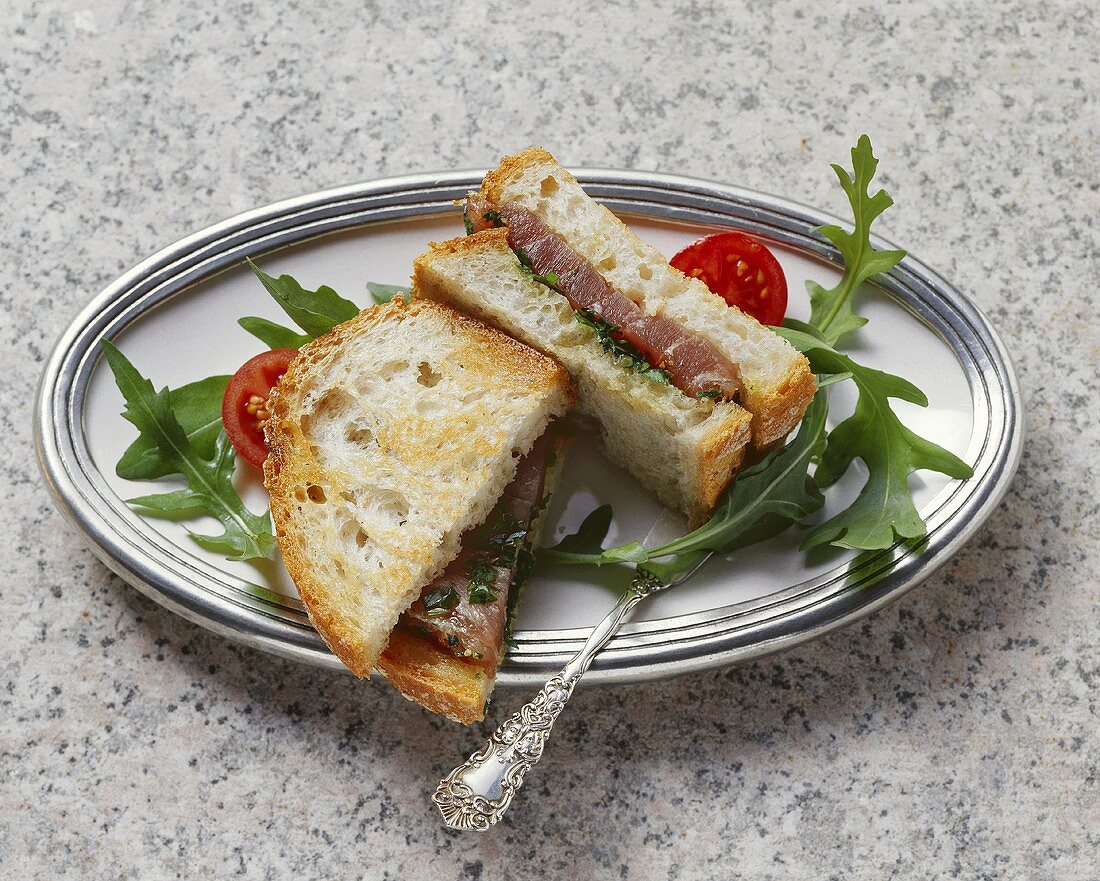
[222,349,297,469]
[671,231,788,326]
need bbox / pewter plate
[35,169,1022,687]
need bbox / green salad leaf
[237,316,311,350]
[101,341,276,562]
[246,258,359,338]
[806,135,906,346]
[775,327,973,550]
[239,265,408,349]
[116,374,229,479]
[544,504,614,560]
[367,281,412,304]
[543,392,828,567]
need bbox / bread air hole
[337,515,371,550]
[344,422,374,446]
[341,485,411,531]
[540,175,559,196]
[599,256,617,271]
[416,362,442,388]
[306,484,327,503]
[638,264,653,280]
[378,359,410,380]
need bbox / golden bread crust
[689,404,754,527]
[481,147,559,203]
[376,630,492,724]
[749,354,817,448]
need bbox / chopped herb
[446,633,458,647]
[697,389,722,400]
[422,585,460,617]
[485,512,528,566]
[575,310,672,385]
[513,546,535,589]
[467,584,497,605]
[503,547,535,649]
[466,556,501,605]
[512,248,561,287]
[462,206,474,236]
[484,209,504,227]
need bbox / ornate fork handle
[433,571,665,831]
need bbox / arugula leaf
[247,258,359,338]
[648,392,828,557]
[776,326,973,550]
[634,549,711,588]
[542,505,648,565]
[116,374,229,479]
[366,282,412,304]
[542,393,828,566]
[543,504,646,564]
[101,341,276,562]
[237,316,311,349]
[807,135,907,345]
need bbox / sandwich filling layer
[466,195,744,402]
[395,428,552,672]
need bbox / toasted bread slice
[414,230,753,526]
[263,298,575,678]
[479,147,815,448]
[375,430,569,723]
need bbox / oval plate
[35,169,1021,687]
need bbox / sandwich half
[264,298,575,721]
[414,148,814,526]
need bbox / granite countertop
[3,2,1096,878]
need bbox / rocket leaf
[237,316,312,350]
[775,326,973,550]
[542,392,828,566]
[366,281,412,303]
[116,374,229,479]
[807,135,906,345]
[101,340,276,562]
[246,258,359,338]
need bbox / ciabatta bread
[263,298,575,679]
[480,148,815,448]
[414,231,753,526]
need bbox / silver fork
[432,552,711,831]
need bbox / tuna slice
[465,194,744,401]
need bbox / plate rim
[34,167,1023,687]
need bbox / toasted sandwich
[263,298,575,722]
[413,148,814,526]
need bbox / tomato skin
[671,231,788,326]
[222,348,297,469]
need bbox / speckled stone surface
[3,1,1097,878]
